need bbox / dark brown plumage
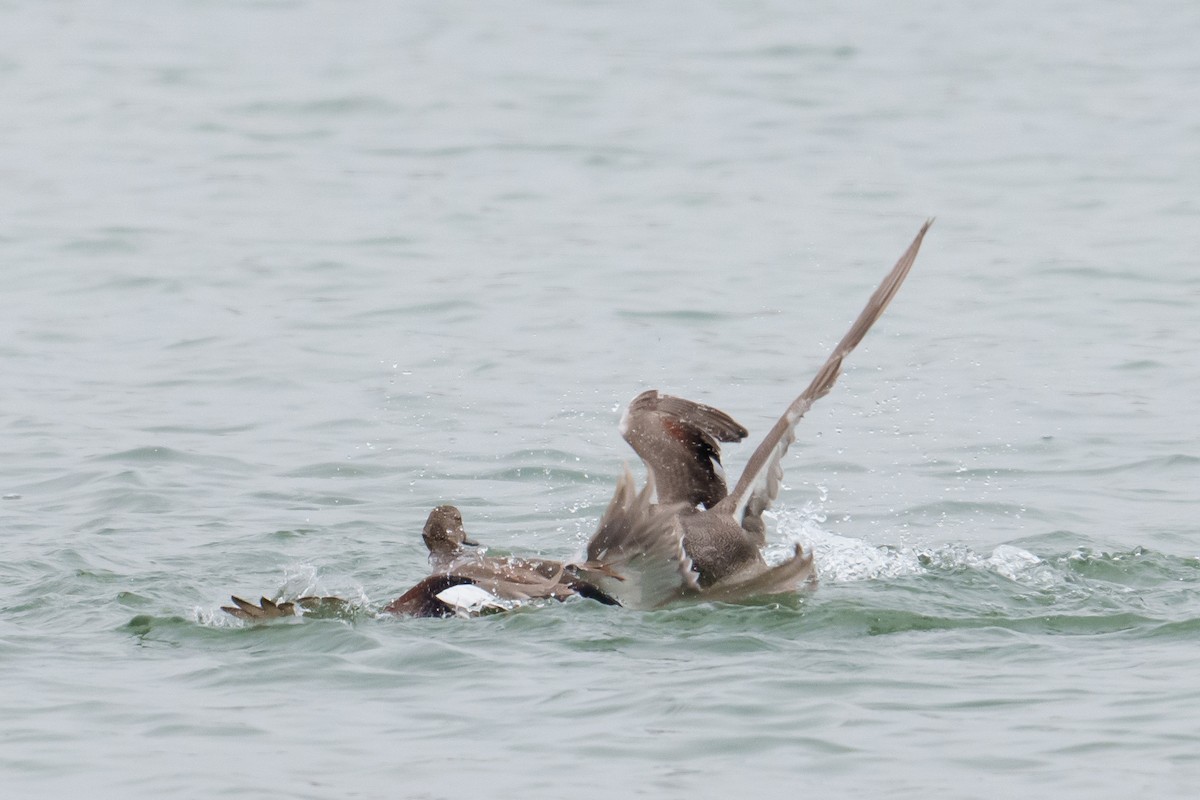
[619,390,748,509]
[380,574,487,617]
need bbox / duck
[222,574,504,621]
[222,502,628,622]
[579,220,933,607]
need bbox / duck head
[421,504,479,558]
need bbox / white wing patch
[435,583,506,616]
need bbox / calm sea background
[3,1,1199,797]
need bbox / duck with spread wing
[576,220,933,607]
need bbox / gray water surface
[3,1,1199,797]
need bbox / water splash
[770,498,1057,589]
[195,563,371,627]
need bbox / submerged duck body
[381,574,505,618]
[222,503,626,623]
[223,574,503,621]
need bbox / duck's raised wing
[619,390,749,509]
[716,220,933,533]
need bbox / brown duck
[582,220,933,606]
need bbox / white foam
[277,563,370,612]
[193,606,237,627]
[985,544,1044,582]
[769,499,1054,587]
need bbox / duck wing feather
[716,220,933,534]
[619,390,748,509]
[574,468,700,609]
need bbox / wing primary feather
[576,467,699,608]
[720,219,933,523]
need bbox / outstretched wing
[222,594,349,621]
[442,559,570,601]
[717,220,933,531]
[619,390,749,509]
[222,595,296,621]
